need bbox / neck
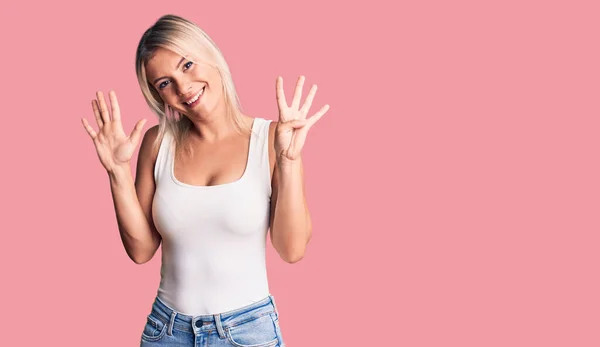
[188,102,239,143]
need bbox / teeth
[185,87,205,105]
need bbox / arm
[268,122,312,263]
[269,75,329,263]
[110,125,162,264]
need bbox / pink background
[1,0,599,346]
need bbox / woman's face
[145,47,224,119]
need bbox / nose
[176,82,192,96]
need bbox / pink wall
[1,0,599,345]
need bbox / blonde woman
[81,14,329,347]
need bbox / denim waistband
[148,294,280,336]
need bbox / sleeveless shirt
[151,117,273,315]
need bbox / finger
[109,90,124,133]
[306,104,330,128]
[92,100,104,129]
[129,119,147,147]
[287,126,309,159]
[291,75,305,110]
[109,91,121,122]
[81,118,98,140]
[97,91,111,124]
[299,84,317,117]
[280,119,309,131]
[291,129,308,155]
[276,76,288,110]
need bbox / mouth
[183,86,205,108]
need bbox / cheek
[205,68,224,92]
[203,79,223,103]
[164,94,181,109]
[158,94,184,115]
[210,78,225,100]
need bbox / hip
[140,294,285,347]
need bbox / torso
[150,116,278,315]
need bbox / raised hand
[275,76,330,162]
[81,91,147,173]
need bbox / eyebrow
[152,56,187,85]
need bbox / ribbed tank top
[151,117,273,315]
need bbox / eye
[156,62,193,90]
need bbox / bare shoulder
[139,124,162,164]
[135,124,162,188]
[268,120,277,141]
[135,124,161,209]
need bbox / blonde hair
[135,14,250,157]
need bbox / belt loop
[167,311,176,336]
[270,294,280,319]
[214,314,226,339]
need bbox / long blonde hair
[135,14,250,157]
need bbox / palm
[96,128,136,168]
[275,76,330,161]
[81,91,147,172]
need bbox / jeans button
[195,320,202,328]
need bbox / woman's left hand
[274,75,330,163]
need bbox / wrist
[277,154,301,167]
[276,155,302,178]
[108,164,133,182]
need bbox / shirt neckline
[169,118,258,189]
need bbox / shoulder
[135,124,163,189]
[249,116,276,148]
[139,124,163,164]
[268,119,277,136]
[267,120,278,153]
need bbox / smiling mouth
[183,86,205,107]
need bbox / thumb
[129,119,147,147]
[280,119,308,131]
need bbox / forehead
[146,48,185,74]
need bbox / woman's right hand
[81,91,147,173]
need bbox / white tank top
[151,117,273,315]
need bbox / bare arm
[109,125,162,264]
[82,91,161,265]
[267,76,328,263]
[268,121,312,263]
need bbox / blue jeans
[140,294,285,347]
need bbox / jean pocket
[226,313,279,347]
[141,313,167,342]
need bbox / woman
[81,14,329,346]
